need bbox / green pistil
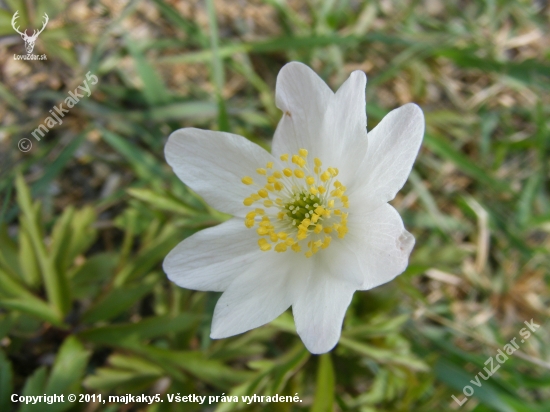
[284,192,322,226]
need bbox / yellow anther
[314,206,325,215]
[292,155,306,167]
[258,189,268,198]
[256,168,267,175]
[322,236,331,249]
[265,184,275,191]
[278,211,285,220]
[277,232,288,240]
[318,186,326,194]
[334,209,341,215]
[260,243,271,251]
[270,233,278,242]
[251,193,261,201]
[328,199,335,208]
[285,237,295,245]
[297,230,308,240]
[266,161,274,169]
[334,181,341,188]
[273,171,282,179]
[291,243,301,252]
[314,167,320,174]
[257,227,268,235]
[280,154,289,161]
[324,227,333,234]
[274,181,284,191]
[275,198,283,205]
[264,199,273,207]
[305,251,313,258]
[301,218,311,227]
[314,240,322,248]
[267,176,276,184]
[243,198,254,206]
[338,226,348,238]
[321,171,331,182]
[255,208,265,214]
[275,243,288,252]
[283,168,293,177]
[242,176,254,185]
[341,195,348,202]
[246,211,256,220]
[245,219,254,228]
[329,167,338,176]
[314,158,322,167]
[306,176,315,185]
[309,186,318,195]
[299,148,308,157]
[314,224,323,233]
[311,213,320,223]
[294,169,305,178]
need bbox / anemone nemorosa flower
[163,62,424,354]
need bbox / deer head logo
[11,11,49,54]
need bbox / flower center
[241,148,349,258]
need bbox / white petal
[271,62,333,158]
[292,271,356,354]
[320,70,368,184]
[349,103,424,211]
[165,128,275,217]
[211,251,312,338]
[163,218,263,292]
[347,203,415,290]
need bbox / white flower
[163,62,424,354]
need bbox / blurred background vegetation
[1,0,549,410]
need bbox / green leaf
[17,223,41,288]
[127,187,198,216]
[0,350,13,412]
[81,274,158,323]
[49,206,76,273]
[339,337,429,372]
[100,129,164,182]
[122,344,253,390]
[126,36,171,106]
[78,313,201,345]
[311,353,335,412]
[0,298,64,327]
[15,174,70,316]
[70,253,118,300]
[45,336,91,398]
[435,359,515,412]
[84,353,163,392]
[423,132,513,195]
[20,367,48,401]
[0,225,21,279]
[269,344,310,393]
[206,0,229,131]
